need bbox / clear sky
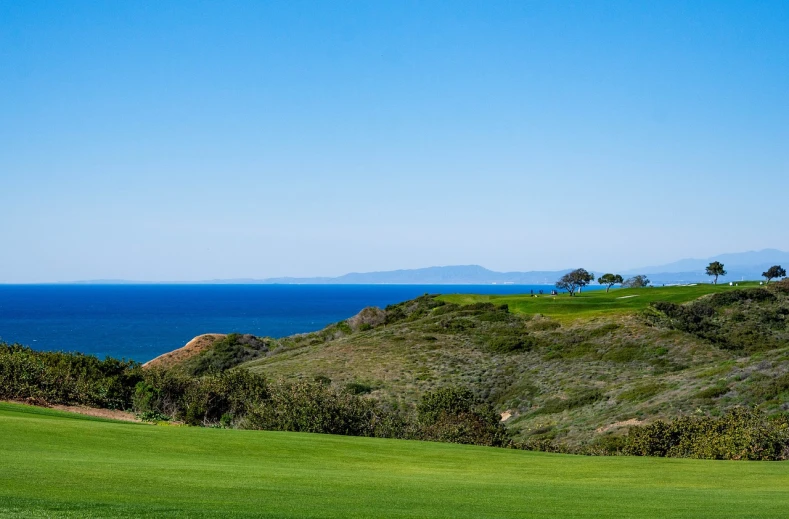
[1,1,787,282]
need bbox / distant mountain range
[259,265,570,285]
[622,249,789,284]
[65,249,788,285]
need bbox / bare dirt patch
[143,333,226,369]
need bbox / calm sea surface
[0,284,560,362]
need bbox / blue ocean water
[0,284,559,363]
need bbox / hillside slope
[230,282,789,445]
[144,333,226,369]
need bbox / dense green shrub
[417,387,477,424]
[134,368,269,426]
[622,408,789,460]
[245,380,394,437]
[416,387,508,446]
[384,295,445,324]
[748,372,789,402]
[513,408,789,460]
[648,301,716,334]
[646,293,789,353]
[0,343,142,409]
[132,368,191,417]
[770,278,789,294]
[184,333,270,376]
[708,288,775,307]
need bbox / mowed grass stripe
[1,403,788,518]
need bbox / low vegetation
[5,402,789,518]
[3,280,789,460]
[0,343,142,409]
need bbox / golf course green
[1,402,787,518]
[440,282,758,319]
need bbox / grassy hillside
[241,282,789,445]
[2,401,788,518]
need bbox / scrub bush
[622,408,789,460]
[0,343,142,409]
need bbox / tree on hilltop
[597,273,624,293]
[706,261,727,284]
[763,265,786,284]
[556,268,594,296]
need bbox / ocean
[0,284,561,362]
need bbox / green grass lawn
[2,402,788,518]
[440,282,761,319]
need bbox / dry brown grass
[143,333,226,369]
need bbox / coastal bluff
[144,333,226,369]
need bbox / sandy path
[3,400,141,423]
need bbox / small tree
[622,275,650,288]
[597,273,624,293]
[705,261,727,284]
[762,265,786,284]
[556,268,594,296]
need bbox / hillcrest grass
[439,282,761,320]
[2,401,789,519]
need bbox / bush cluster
[137,375,506,445]
[644,288,788,353]
[6,341,789,460]
[770,278,789,294]
[707,288,776,307]
[245,380,400,437]
[183,333,270,376]
[134,368,268,426]
[621,408,789,460]
[0,342,505,445]
[416,387,508,446]
[516,408,789,461]
[0,343,142,409]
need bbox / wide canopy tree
[763,265,786,284]
[705,261,727,284]
[556,268,595,296]
[622,275,650,288]
[597,273,624,293]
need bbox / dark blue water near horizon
[0,284,566,363]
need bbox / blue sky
[1,1,787,282]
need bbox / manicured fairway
[1,403,787,518]
[440,282,760,319]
